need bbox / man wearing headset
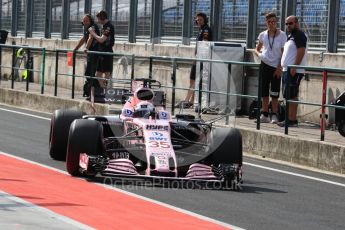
[88,10,115,91]
[175,12,213,108]
[73,14,100,97]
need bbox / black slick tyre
[207,128,243,166]
[66,119,103,176]
[49,110,85,160]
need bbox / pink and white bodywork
[114,83,178,176]
[101,81,222,179]
[137,117,177,176]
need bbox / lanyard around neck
[268,29,277,50]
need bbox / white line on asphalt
[0,107,50,121]
[0,152,244,230]
[244,162,345,188]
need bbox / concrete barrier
[1,87,344,174]
[0,88,109,115]
[240,126,345,174]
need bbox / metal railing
[145,55,260,124]
[285,64,345,141]
[1,45,345,141]
[54,49,136,99]
[50,49,261,127]
[0,44,46,94]
[49,49,345,141]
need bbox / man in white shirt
[278,15,307,127]
[255,12,287,124]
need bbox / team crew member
[73,14,100,97]
[278,15,308,127]
[175,12,213,108]
[255,12,286,123]
[88,10,115,89]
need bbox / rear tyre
[66,119,103,176]
[49,110,85,160]
[207,128,243,165]
[338,121,345,137]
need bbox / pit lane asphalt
[1,104,345,230]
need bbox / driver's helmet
[135,87,154,101]
[133,101,155,118]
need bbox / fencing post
[130,54,135,91]
[256,63,263,130]
[197,61,203,119]
[54,50,59,96]
[284,68,290,135]
[11,47,15,89]
[0,46,2,83]
[149,56,153,79]
[72,50,76,99]
[131,54,135,81]
[25,49,31,91]
[320,70,328,141]
[41,48,46,94]
[225,63,232,125]
[171,58,177,115]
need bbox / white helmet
[133,101,155,118]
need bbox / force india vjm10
[49,78,243,189]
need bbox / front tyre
[207,128,242,166]
[66,119,103,176]
[207,128,243,189]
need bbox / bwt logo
[149,132,167,141]
[152,132,163,137]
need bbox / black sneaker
[277,120,298,127]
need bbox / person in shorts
[73,14,100,97]
[255,12,287,123]
[88,10,115,91]
[278,15,308,127]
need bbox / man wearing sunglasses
[278,15,308,127]
[255,12,287,124]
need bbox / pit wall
[1,37,345,123]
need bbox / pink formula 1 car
[49,78,243,189]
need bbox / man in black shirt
[176,12,213,108]
[88,10,115,89]
[73,14,100,97]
